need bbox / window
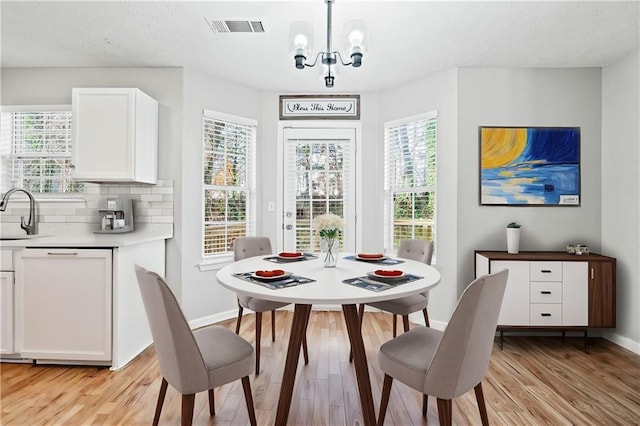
[202,110,256,258]
[384,112,437,252]
[0,106,83,193]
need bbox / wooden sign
[279,95,360,120]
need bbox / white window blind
[384,112,437,252]
[202,110,256,257]
[0,108,82,193]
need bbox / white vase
[506,228,521,254]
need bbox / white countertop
[0,225,172,248]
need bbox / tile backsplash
[0,180,173,234]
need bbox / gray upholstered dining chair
[135,265,257,426]
[349,239,433,362]
[363,239,434,336]
[233,236,308,374]
[376,268,509,426]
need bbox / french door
[281,126,358,252]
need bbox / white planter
[506,228,521,254]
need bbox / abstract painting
[479,127,580,206]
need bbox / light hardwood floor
[1,311,639,425]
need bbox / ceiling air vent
[206,19,267,34]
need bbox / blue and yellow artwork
[480,127,580,205]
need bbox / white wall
[457,68,603,293]
[602,49,640,351]
[377,69,460,321]
[180,67,263,321]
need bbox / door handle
[540,291,552,294]
[285,225,293,230]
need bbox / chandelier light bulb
[294,34,308,49]
[348,30,364,48]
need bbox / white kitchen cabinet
[15,248,112,363]
[1,271,14,354]
[72,87,158,183]
[1,249,16,355]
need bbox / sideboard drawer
[530,304,562,326]
[530,262,562,281]
[530,282,562,303]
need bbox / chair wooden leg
[271,310,276,342]
[423,307,430,327]
[392,314,397,337]
[402,314,410,333]
[242,376,257,426]
[181,393,195,426]
[422,394,428,417]
[152,377,168,426]
[474,382,489,426]
[436,398,452,426]
[378,374,393,426]
[208,389,215,416]
[255,312,262,375]
[235,302,244,334]
[349,304,366,362]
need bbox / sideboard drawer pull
[540,269,552,273]
[541,313,552,317]
[540,291,552,294]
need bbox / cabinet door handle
[540,291,552,294]
[541,313,552,317]
[591,268,594,280]
[540,269,552,273]
[47,252,78,256]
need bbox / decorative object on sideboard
[566,243,589,255]
[506,222,521,254]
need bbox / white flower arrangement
[314,213,344,239]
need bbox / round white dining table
[217,253,441,426]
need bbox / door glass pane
[289,141,348,251]
[283,127,356,253]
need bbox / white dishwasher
[15,248,112,365]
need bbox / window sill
[198,254,234,272]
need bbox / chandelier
[289,0,367,88]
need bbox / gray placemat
[264,253,318,263]
[342,274,422,292]
[234,271,315,290]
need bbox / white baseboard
[603,330,640,355]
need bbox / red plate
[368,269,405,279]
[252,270,292,280]
[356,253,387,261]
[278,252,304,259]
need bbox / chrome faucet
[0,188,37,235]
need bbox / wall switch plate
[268,201,275,212]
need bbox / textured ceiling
[1,1,639,93]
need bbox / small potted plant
[506,222,521,254]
